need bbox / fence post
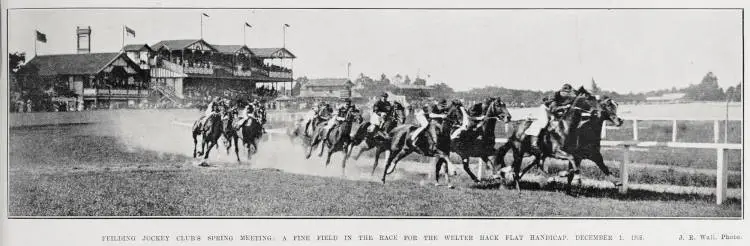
[713,120,720,143]
[672,120,678,142]
[601,121,607,139]
[632,119,638,141]
[619,145,630,194]
[716,147,727,205]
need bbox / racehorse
[350,101,406,161]
[377,98,511,185]
[375,120,444,184]
[221,108,241,163]
[306,108,363,176]
[192,112,224,166]
[444,97,511,183]
[495,89,624,192]
[236,115,264,161]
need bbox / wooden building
[25,52,150,109]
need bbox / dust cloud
[108,109,423,183]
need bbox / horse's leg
[442,157,453,188]
[354,143,372,161]
[306,133,319,159]
[325,140,335,166]
[480,156,492,182]
[233,135,240,163]
[434,157,443,185]
[494,142,512,170]
[341,143,351,177]
[589,151,621,186]
[200,136,207,158]
[192,133,198,158]
[371,148,383,175]
[381,149,400,184]
[386,149,413,175]
[461,156,480,183]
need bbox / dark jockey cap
[381,92,389,98]
[561,83,573,92]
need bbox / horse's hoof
[198,161,210,167]
[448,185,455,189]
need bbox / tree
[430,82,455,99]
[404,75,411,85]
[9,52,25,73]
[590,78,601,94]
[355,73,374,86]
[685,72,725,101]
[379,73,390,85]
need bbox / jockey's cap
[381,92,389,98]
[439,98,447,105]
[561,83,573,91]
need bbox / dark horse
[192,112,224,166]
[495,89,624,191]
[306,109,363,176]
[378,98,511,185]
[375,119,444,184]
[236,115,265,161]
[349,101,406,161]
[444,98,511,183]
[220,108,241,163]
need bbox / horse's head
[485,97,512,123]
[598,96,624,127]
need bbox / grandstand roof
[26,53,140,76]
[213,45,254,55]
[122,44,153,52]
[250,48,296,59]
[152,39,218,52]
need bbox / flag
[36,30,47,43]
[202,13,210,18]
[245,22,252,28]
[284,24,290,27]
[125,26,136,37]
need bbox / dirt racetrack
[7,110,742,217]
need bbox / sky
[7,9,743,92]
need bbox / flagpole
[34,30,37,56]
[200,14,203,39]
[243,24,246,46]
[283,24,286,48]
[122,25,125,50]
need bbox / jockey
[235,100,256,128]
[304,101,326,136]
[411,102,432,142]
[549,83,576,116]
[369,92,392,133]
[429,99,449,120]
[200,97,222,126]
[322,98,357,142]
[523,96,552,154]
[450,99,471,140]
